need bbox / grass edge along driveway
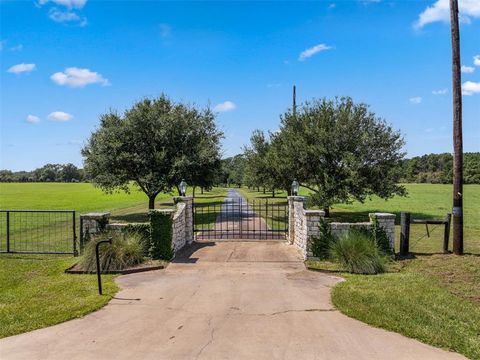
[0,254,118,339]
[308,255,480,360]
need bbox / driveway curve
[0,241,464,359]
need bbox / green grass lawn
[307,255,480,359]
[0,182,171,213]
[0,254,117,339]
[110,187,228,226]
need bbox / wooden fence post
[400,212,410,256]
[444,213,452,253]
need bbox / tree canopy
[244,97,406,214]
[82,95,223,208]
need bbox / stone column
[288,196,309,258]
[176,196,194,244]
[369,213,396,251]
[288,196,305,245]
[305,209,326,258]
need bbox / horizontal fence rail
[194,198,288,240]
[0,210,77,255]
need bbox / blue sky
[1,0,479,171]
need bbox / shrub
[330,230,385,274]
[370,217,393,256]
[149,210,173,260]
[79,231,144,272]
[310,217,336,259]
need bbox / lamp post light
[291,179,299,196]
[179,179,187,197]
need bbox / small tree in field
[272,97,405,215]
[82,95,222,209]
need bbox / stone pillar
[369,213,396,251]
[288,196,305,245]
[175,196,194,244]
[288,196,309,258]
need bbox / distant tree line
[0,163,84,183]
[400,152,480,184]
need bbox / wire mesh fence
[0,210,77,255]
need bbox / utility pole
[450,0,463,255]
[293,85,297,116]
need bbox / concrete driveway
[0,241,464,360]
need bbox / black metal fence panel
[194,198,288,240]
[0,210,77,255]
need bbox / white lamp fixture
[291,179,299,196]
[179,179,187,196]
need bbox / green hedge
[148,210,173,260]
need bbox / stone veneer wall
[287,196,396,259]
[80,196,194,257]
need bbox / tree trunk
[323,207,330,217]
[263,187,265,194]
[272,189,276,198]
[450,0,463,255]
[148,195,156,209]
[201,187,204,194]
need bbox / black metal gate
[194,198,288,240]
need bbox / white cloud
[409,96,423,104]
[214,101,236,112]
[414,0,480,29]
[298,43,332,61]
[7,63,36,74]
[49,8,81,23]
[51,67,110,87]
[26,115,40,124]
[474,55,480,66]
[432,88,448,95]
[41,0,87,25]
[159,23,171,38]
[48,111,73,121]
[39,0,87,9]
[461,65,475,73]
[462,81,480,95]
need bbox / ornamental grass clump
[80,231,144,272]
[330,230,385,274]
